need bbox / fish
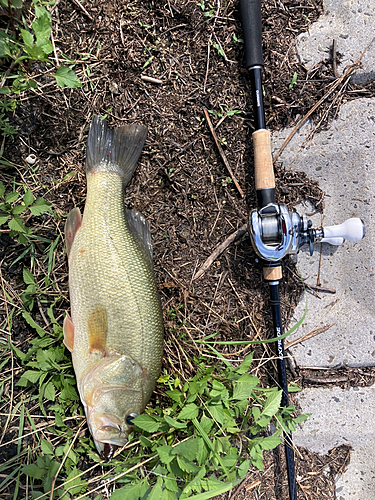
[63,115,164,460]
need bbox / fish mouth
[100,442,119,461]
[94,437,125,461]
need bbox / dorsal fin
[126,209,153,263]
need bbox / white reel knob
[321,218,365,246]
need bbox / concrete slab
[270,0,375,496]
[272,98,375,369]
[294,386,375,499]
[296,0,375,83]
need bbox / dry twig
[69,0,94,21]
[285,324,334,350]
[203,108,244,198]
[193,223,247,280]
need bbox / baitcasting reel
[249,203,365,262]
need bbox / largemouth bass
[63,116,164,460]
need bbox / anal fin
[63,312,75,352]
[65,207,82,257]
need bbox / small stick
[141,75,163,85]
[245,480,262,492]
[304,376,348,384]
[306,284,336,294]
[69,0,94,21]
[193,223,247,280]
[203,108,244,198]
[332,39,339,78]
[284,324,334,350]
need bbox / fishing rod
[238,1,365,499]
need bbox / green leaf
[59,381,78,402]
[163,474,179,493]
[22,464,46,479]
[65,466,86,496]
[0,181,5,198]
[29,198,51,216]
[12,204,27,215]
[187,477,243,500]
[162,490,178,500]
[17,370,41,386]
[288,382,302,393]
[23,190,34,207]
[132,414,161,433]
[231,374,259,400]
[171,438,199,461]
[259,434,282,451]
[261,390,282,418]
[199,415,213,434]
[20,29,34,48]
[180,466,206,497]
[0,213,9,226]
[238,459,250,478]
[292,413,311,424]
[22,310,47,336]
[177,456,199,474]
[157,445,174,465]
[41,439,54,455]
[23,268,36,285]
[164,415,187,429]
[147,477,163,500]
[111,480,150,500]
[32,14,51,42]
[252,406,261,421]
[11,343,26,362]
[5,191,19,203]
[196,436,208,466]
[178,403,199,420]
[235,352,254,374]
[53,66,82,88]
[43,381,56,401]
[207,404,225,424]
[165,389,183,404]
[35,5,51,20]
[8,215,27,233]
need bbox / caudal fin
[86,115,148,186]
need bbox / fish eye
[126,413,138,425]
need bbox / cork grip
[252,129,275,190]
[263,266,282,281]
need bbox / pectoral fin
[63,313,75,353]
[88,306,107,355]
[65,207,82,257]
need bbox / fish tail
[86,115,148,186]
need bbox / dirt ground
[1,0,374,498]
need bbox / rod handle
[239,0,264,68]
[263,266,282,281]
[253,129,275,191]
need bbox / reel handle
[321,218,365,245]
